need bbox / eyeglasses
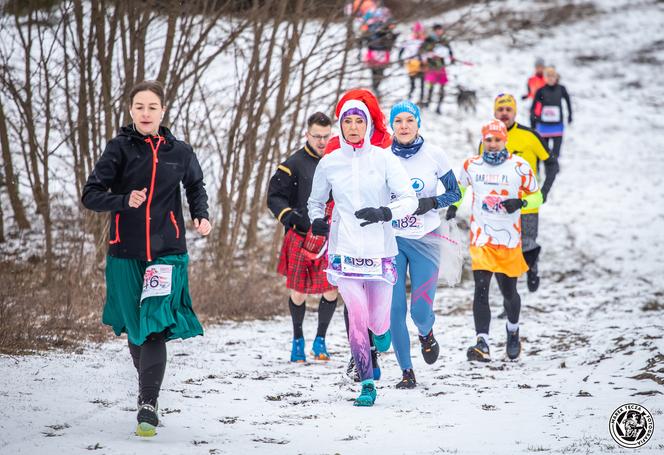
[308,133,330,142]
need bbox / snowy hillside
[1,0,663,454]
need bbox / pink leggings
[337,277,393,381]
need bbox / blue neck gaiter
[391,135,424,159]
[483,148,509,165]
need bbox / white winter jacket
[308,100,417,259]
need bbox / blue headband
[390,100,421,128]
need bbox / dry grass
[0,260,107,354]
[0,244,287,354]
[189,254,286,322]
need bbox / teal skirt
[103,253,203,346]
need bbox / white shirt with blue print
[391,142,457,239]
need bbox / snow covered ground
[1,0,663,454]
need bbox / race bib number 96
[141,264,173,301]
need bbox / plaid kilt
[277,229,335,294]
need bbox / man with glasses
[268,112,339,363]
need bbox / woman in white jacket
[308,98,417,406]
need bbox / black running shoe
[346,349,381,382]
[466,337,491,362]
[136,399,159,437]
[419,330,440,365]
[371,346,381,381]
[506,327,521,360]
[395,369,416,389]
[346,355,360,382]
[527,270,540,292]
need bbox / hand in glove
[283,209,311,232]
[445,205,457,220]
[311,218,330,236]
[355,206,392,227]
[500,198,526,214]
[413,197,437,216]
[567,115,573,124]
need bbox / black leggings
[426,84,445,109]
[546,136,563,160]
[409,74,424,102]
[371,68,385,96]
[473,270,521,335]
[129,331,167,405]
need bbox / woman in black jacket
[82,80,211,437]
[531,66,572,160]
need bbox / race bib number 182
[141,264,173,301]
[392,215,424,235]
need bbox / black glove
[501,198,526,214]
[445,205,457,220]
[541,189,549,203]
[282,209,311,232]
[355,206,392,227]
[311,218,329,236]
[568,115,573,124]
[413,197,437,216]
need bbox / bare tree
[0,0,364,319]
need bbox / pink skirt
[424,67,448,85]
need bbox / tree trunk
[0,99,30,229]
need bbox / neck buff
[391,135,424,159]
[483,148,509,165]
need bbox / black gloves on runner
[355,206,392,227]
[311,218,329,236]
[283,209,311,232]
[445,205,457,220]
[501,198,526,214]
[413,197,437,216]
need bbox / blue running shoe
[372,330,391,352]
[290,337,306,363]
[311,336,330,361]
[354,379,377,407]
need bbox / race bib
[541,105,561,122]
[141,264,173,301]
[341,256,382,275]
[392,215,425,236]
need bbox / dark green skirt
[103,253,203,346]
